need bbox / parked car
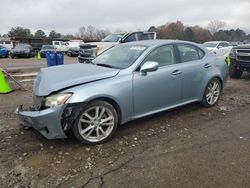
[40,45,56,58]
[16,40,228,144]
[78,31,156,63]
[0,45,9,58]
[67,47,79,57]
[228,45,250,78]
[203,41,232,59]
[10,44,35,58]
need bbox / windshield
[203,42,217,48]
[102,34,123,42]
[92,44,148,69]
[42,45,54,50]
[14,45,29,50]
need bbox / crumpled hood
[34,63,119,96]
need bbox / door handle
[171,70,182,76]
[204,63,212,68]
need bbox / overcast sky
[1,0,250,35]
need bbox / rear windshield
[15,45,29,50]
[203,42,217,48]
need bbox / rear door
[176,43,211,102]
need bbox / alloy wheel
[77,106,115,142]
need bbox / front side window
[177,44,200,62]
[142,45,176,67]
[92,44,148,69]
[123,33,141,43]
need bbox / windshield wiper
[95,63,117,69]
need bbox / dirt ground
[0,72,250,187]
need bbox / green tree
[8,26,32,38]
[183,27,195,41]
[48,30,61,39]
[34,29,46,38]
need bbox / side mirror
[217,45,223,49]
[140,61,159,75]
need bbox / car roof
[204,41,228,44]
[119,39,201,47]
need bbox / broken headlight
[44,93,72,108]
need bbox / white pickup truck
[78,31,157,63]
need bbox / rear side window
[142,45,176,67]
[142,33,155,40]
[5,41,11,44]
[177,44,204,62]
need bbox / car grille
[79,44,97,58]
[236,49,250,62]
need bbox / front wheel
[72,101,118,145]
[202,78,222,107]
[229,64,242,78]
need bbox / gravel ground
[0,64,250,187]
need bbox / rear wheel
[229,64,242,78]
[202,78,221,107]
[72,101,118,145]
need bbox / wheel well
[214,76,223,89]
[89,97,122,125]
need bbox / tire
[5,53,9,58]
[202,78,222,107]
[72,101,118,145]
[10,55,14,59]
[68,52,71,57]
[229,64,242,78]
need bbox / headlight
[96,47,102,54]
[44,93,72,107]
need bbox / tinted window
[177,44,200,62]
[5,41,11,44]
[123,33,140,42]
[143,45,175,67]
[54,42,59,45]
[220,42,229,47]
[142,33,155,40]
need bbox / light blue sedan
[17,40,228,144]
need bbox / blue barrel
[56,52,64,65]
[46,51,57,67]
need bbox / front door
[133,45,182,116]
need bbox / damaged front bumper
[16,105,68,139]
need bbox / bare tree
[77,25,110,41]
[207,20,226,35]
